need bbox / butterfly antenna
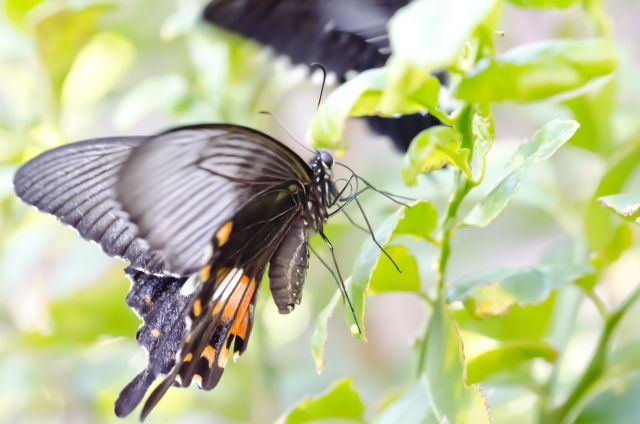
[353,196,401,273]
[310,62,328,111]
[258,110,316,154]
[312,233,362,335]
[341,209,369,234]
[335,162,414,206]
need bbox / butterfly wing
[116,124,312,276]
[12,137,173,270]
[13,124,312,276]
[139,184,304,420]
[202,0,442,151]
[115,268,192,417]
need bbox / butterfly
[13,123,375,419]
[203,0,445,152]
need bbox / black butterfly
[203,0,444,152]
[13,124,360,419]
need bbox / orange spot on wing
[200,264,212,281]
[201,345,216,367]
[221,276,255,321]
[183,353,193,362]
[193,299,202,317]
[215,222,233,246]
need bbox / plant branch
[551,283,640,422]
[416,170,472,376]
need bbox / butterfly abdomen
[268,216,309,314]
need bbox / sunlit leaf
[369,246,420,294]
[420,298,491,423]
[384,0,499,110]
[311,68,386,149]
[402,126,471,186]
[310,290,341,374]
[507,0,581,8]
[453,295,556,341]
[5,0,43,25]
[598,193,640,223]
[455,39,618,103]
[310,68,439,149]
[346,201,437,340]
[281,379,365,424]
[470,108,495,183]
[62,32,135,108]
[464,119,579,227]
[374,380,436,424]
[34,3,113,104]
[389,0,500,70]
[466,341,558,384]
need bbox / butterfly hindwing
[115,268,192,417]
[139,183,304,419]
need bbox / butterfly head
[319,150,334,169]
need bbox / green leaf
[585,141,640,265]
[453,295,556,341]
[34,3,113,105]
[420,298,491,423]
[455,39,618,103]
[310,68,439,149]
[464,173,520,227]
[310,290,341,374]
[347,201,437,340]
[507,0,581,8]
[310,68,385,149]
[369,246,420,294]
[464,119,580,227]
[449,240,592,317]
[282,379,365,424]
[564,77,616,157]
[402,126,471,186]
[384,0,499,110]
[5,0,43,25]
[470,109,495,184]
[61,32,135,108]
[598,193,640,223]
[466,341,558,384]
[389,0,500,70]
[374,380,436,424]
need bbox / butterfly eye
[319,151,333,169]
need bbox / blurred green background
[1,0,640,423]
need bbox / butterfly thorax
[303,153,336,233]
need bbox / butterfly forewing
[116,124,312,276]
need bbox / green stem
[549,283,640,423]
[436,173,472,296]
[585,289,608,321]
[416,170,471,376]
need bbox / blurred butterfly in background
[203,0,446,152]
[13,122,401,419]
